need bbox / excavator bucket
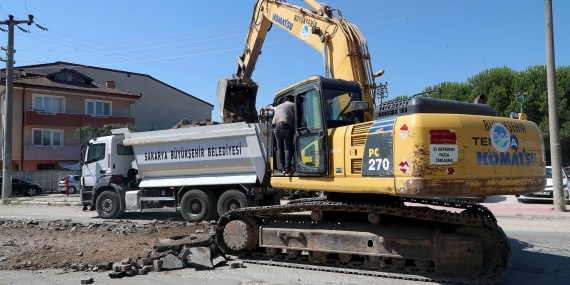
[217,78,259,124]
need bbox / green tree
[421,65,570,140]
[75,123,137,143]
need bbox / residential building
[9,62,214,131]
[0,68,140,170]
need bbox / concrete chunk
[187,247,213,269]
[109,272,125,279]
[179,248,191,260]
[212,254,227,268]
[81,277,94,284]
[138,258,153,266]
[162,254,184,270]
[143,265,154,272]
[119,264,132,272]
[230,262,244,268]
[153,259,163,272]
[97,262,112,271]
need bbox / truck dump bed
[122,122,270,188]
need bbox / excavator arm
[217,0,380,123]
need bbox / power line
[361,0,490,27]
[355,0,452,21]
[523,0,543,20]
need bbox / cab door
[81,142,108,204]
[294,87,329,176]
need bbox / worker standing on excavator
[262,95,295,175]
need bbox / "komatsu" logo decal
[272,14,293,30]
[476,149,537,166]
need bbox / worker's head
[286,95,294,102]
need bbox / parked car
[0,178,43,196]
[58,175,81,194]
[517,166,570,203]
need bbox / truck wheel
[217,189,248,217]
[181,189,215,222]
[96,191,124,219]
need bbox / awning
[57,162,80,171]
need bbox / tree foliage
[417,65,570,140]
[75,123,137,142]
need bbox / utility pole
[1,15,34,201]
[544,1,566,211]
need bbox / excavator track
[215,200,511,284]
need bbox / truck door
[295,88,329,176]
[82,142,108,191]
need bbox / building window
[86,100,111,116]
[37,164,55,170]
[32,128,63,147]
[54,73,84,83]
[33,95,65,113]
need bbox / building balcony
[23,145,80,161]
[24,111,134,128]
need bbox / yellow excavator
[216,0,546,283]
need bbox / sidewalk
[3,192,82,206]
[407,195,570,220]
[5,193,570,219]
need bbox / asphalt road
[0,204,569,285]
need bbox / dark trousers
[274,124,294,171]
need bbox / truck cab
[80,130,134,211]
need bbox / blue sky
[1,0,568,123]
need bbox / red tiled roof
[7,61,212,106]
[4,70,141,98]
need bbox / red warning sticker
[430,130,456,144]
[399,159,409,174]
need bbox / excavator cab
[269,76,367,176]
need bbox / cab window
[323,89,362,128]
[117,144,134,155]
[86,143,106,163]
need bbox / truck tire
[217,189,248,217]
[96,191,124,219]
[181,189,215,222]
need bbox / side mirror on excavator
[350,101,369,123]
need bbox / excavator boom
[218,0,378,123]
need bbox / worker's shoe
[282,169,293,176]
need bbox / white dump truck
[80,122,280,222]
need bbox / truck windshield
[323,88,362,128]
[86,143,106,164]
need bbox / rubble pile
[0,218,237,278]
[171,118,219,129]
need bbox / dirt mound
[0,218,213,271]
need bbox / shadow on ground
[498,238,570,285]
[483,196,508,203]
